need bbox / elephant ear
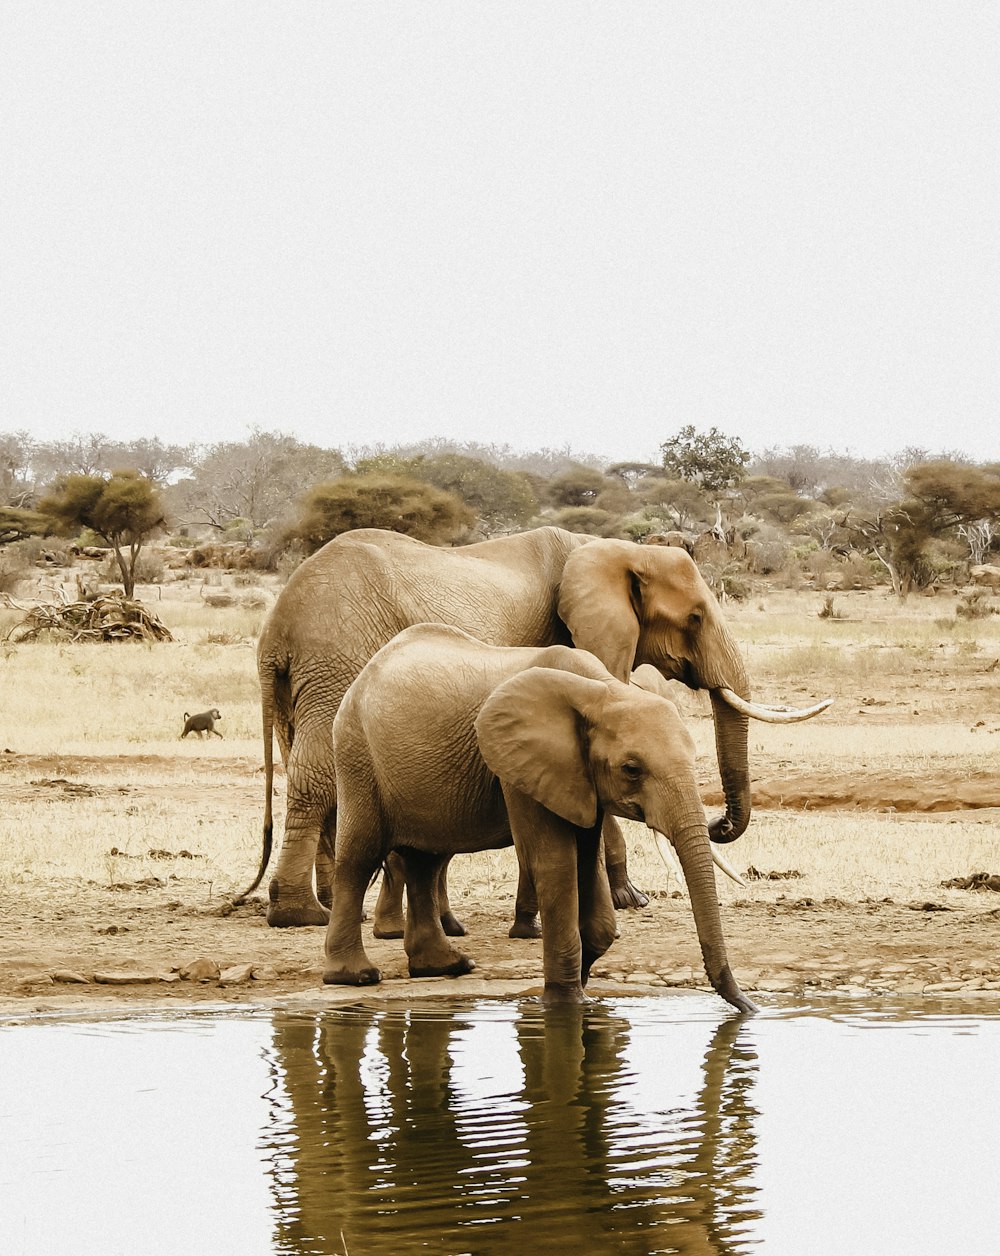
[557,541,641,682]
[630,663,676,701]
[475,667,606,829]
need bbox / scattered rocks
[218,963,256,986]
[93,971,180,985]
[178,957,221,983]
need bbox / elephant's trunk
[667,818,757,1015]
[708,690,751,844]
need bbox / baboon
[181,708,223,739]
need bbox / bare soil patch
[3,583,1000,1017]
[4,746,1000,1017]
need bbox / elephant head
[558,540,829,844]
[476,666,757,1014]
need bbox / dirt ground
[4,750,1000,1019]
[3,579,1000,1018]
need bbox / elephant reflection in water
[262,1005,761,1255]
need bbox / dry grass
[2,573,999,905]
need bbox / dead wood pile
[3,592,173,643]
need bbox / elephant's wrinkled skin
[323,624,756,1013]
[248,526,758,928]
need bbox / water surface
[2,995,998,1254]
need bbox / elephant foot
[408,951,476,979]
[372,917,405,939]
[266,884,331,928]
[440,910,466,937]
[323,963,382,986]
[606,862,649,911]
[508,912,542,939]
[541,982,590,1005]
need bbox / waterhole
[2,994,998,1254]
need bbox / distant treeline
[2,426,999,600]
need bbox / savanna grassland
[2,563,999,1017]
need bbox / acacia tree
[0,505,49,546]
[40,471,166,596]
[850,461,1000,597]
[289,474,474,553]
[355,451,537,535]
[660,425,750,493]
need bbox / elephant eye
[688,609,703,629]
[621,761,643,780]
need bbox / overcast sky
[2,2,997,465]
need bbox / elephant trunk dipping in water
[322,624,759,1014]
[240,527,830,929]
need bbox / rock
[93,971,180,985]
[923,980,964,993]
[178,957,221,982]
[51,970,91,984]
[218,963,255,986]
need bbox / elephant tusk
[710,845,748,888]
[653,830,747,889]
[717,687,834,723]
[653,830,685,885]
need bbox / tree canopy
[39,470,166,596]
[354,452,537,535]
[289,474,475,553]
[659,425,750,494]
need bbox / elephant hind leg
[322,796,383,985]
[399,849,475,979]
[268,729,336,928]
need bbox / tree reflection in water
[261,999,761,1255]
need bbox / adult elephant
[243,526,827,928]
[324,623,757,1012]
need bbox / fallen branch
[4,592,173,643]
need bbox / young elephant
[323,624,756,1013]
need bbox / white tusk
[652,830,747,890]
[717,687,834,724]
[710,845,748,888]
[653,830,684,885]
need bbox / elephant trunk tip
[715,965,759,1015]
[709,812,750,844]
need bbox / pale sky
[2,2,998,464]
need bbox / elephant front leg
[372,851,407,938]
[399,849,476,979]
[374,852,467,939]
[505,790,591,1004]
[603,815,649,910]
[577,825,617,985]
[508,861,542,939]
[435,857,467,938]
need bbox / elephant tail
[232,657,278,905]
